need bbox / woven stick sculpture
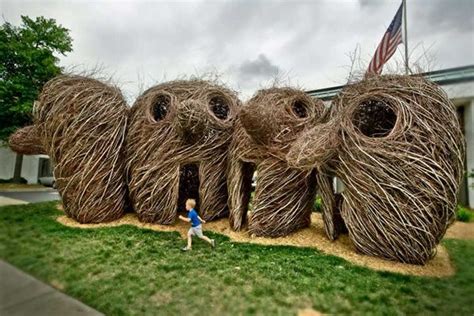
[288,75,465,264]
[228,88,325,237]
[126,80,241,224]
[9,125,46,155]
[9,75,129,223]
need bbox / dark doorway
[177,163,200,213]
[38,158,53,179]
[238,161,256,227]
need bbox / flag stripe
[366,2,404,75]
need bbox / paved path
[0,260,103,316]
[0,190,99,315]
[0,196,28,206]
[0,190,60,206]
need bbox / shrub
[313,196,322,212]
[456,205,474,222]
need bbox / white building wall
[441,81,474,208]
[0,146,16,180]
[442,81,474,100]
[0,145,41,184]
[21,155,40,184]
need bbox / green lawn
[1,202,473,315]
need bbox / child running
[179,199,215,251]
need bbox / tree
[0,16,73,182]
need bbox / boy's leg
[187,235,193,249]
[199,235,213,245]
[183,228,193,250]
[195,227,215,247]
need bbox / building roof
[307,65,474,101]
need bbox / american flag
[366,3,404,75]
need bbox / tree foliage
[0,16,73,142]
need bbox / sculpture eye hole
[291,100,309,118]
[209,96,230,120]
[152,94,170,121]
[353,99,397,137]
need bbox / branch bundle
[228,88,325,237]
[126,80,241,224]
[8,125,46,155]
[34,75,129,223]
[288,75,465,264]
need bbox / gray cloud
[418,0,474,33]
[358,0,473,33]
[358,0,385,8]
[238,54,280,79]
[2,0,473,101]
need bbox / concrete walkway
[0,196,28,206]
[0,187,60,207]
[0,260,103,316]
[0,187,54,193]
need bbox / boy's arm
[197,216,206,224]
[178,215,191,222]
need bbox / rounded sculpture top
[129,80,241,143]
[329,75,464,170]
[239,87,326,150]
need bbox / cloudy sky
[2,0,473,101]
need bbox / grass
[457,205,474,222]
[0,202,473,315]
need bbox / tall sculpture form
[287,75,465,264]
[228,88,325,237]
[126,80,241,224]
[9,75,129,223]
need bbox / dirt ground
[57,207,473,278]
[445,221,474,240]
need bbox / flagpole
[403,0,409,74]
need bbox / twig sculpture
[9,75,129,223]
[126,80,241,224]
[8,72,465,266]
[287,75,465,264]
[228,88,325,237]
[9,125,46,155]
